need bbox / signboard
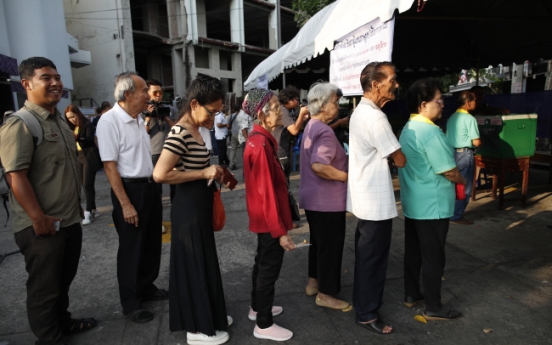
[330,17,395,96]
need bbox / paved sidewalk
[1,157,552,345]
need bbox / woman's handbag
[288,191,301,221]
[212,185,226,231]
[455,183,466,200]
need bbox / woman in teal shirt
[398,78,466,321]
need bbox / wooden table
[471,155,530,210]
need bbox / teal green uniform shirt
[398,116,456,219]
[446,109,480,148]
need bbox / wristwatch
[144,121,150,126]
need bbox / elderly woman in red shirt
[243,88,297,342]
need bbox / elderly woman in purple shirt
[299,82,350,311]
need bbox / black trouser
[216,138,230,166]
[111,180,163,313]
[152,154,176,202]
[305,210,346,295]
[251,233,285,329]
[404,217,449,312]
[77,151,97,211]
[14,223,83,345]
[352,218,393,322]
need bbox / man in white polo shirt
[347,62,406,335]
[214,109,230,166]
[96,72,166,324]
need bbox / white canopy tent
[244,0,415,90]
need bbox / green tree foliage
[292,0,336,27]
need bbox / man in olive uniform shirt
[0,57,96,345]
[446,90,481,225]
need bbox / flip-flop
[356,318,394,335]
[315,297,353,312]
[61,317,98,335]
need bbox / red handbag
[212,188,226,231]
[455,183,466,200]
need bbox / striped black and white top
[163,125,210,171]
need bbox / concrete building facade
[0,0,91,116]
[64,0,298,107]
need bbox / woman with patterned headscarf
[243,89,296,342]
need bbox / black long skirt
[169,180,227,335]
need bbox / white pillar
[266,0,279,50]
[185,0,204,44]
[230,0,245,51]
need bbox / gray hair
[113,71,139,102]
[261,101,271,115]
[254,96,274,120]
[307,82,340,116]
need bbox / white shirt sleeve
[96,118,119,162]
[369,115,401,159]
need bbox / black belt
[454,147,475,152]
[121,176,154,183]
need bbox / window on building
[131,3,144,31]
[195,47,210,69]
[159,3,170,38]
[162,55,173,88]
[205,1,231,42]
[219,51,232,71]
[221,78,234,93]
[244,3,269,48]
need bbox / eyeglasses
[430,98,444,105]
[202,105,217,117]
[152,90,164,96]
[266,107,281,114]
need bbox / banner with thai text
[330,17,394,96]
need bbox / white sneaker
[162,225,167,234]
[82,211,92,225]
[91,209,100,218]
[187,330,229,345]
[253,323,293,341]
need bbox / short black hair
[278,85,300,104]
[457,91,476,108]
[232,103,241,112]
[18,57,57,80]
[405,78,441,113]
[180,73,225,117]
[360,61,396,92]
[146,79,162,87]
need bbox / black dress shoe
[123,309,154,323]
[143,288,169,301]
[404,296,424,308]
[423,305,462,321]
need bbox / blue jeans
[450,150,474,221]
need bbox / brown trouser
[14,223,83,345]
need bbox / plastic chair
[343,142,349,156]
[291,133,303,172]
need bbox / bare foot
[306,278,318,289]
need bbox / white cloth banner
[257,74,268,90]
[330,17,395,96]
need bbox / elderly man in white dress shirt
[96,72,166,324]
[347,62,406,335]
